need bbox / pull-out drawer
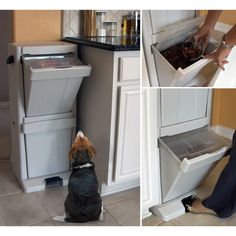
[119,56,140,82]
[22,53,91,117]
[23,115,75,178]
[159,126,231,203]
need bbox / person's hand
[205,46,232,71]
[193,24,214,51]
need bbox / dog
[53,131,103,223]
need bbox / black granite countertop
[63,36,140,51]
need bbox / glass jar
[105,21,117,37]
[96,11,107,36]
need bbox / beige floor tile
[105,196,140,226]
[103,187,140,205]
[142,214,164,226]
[174,212,223,226]
[37,186,68,217]
[30,219,56,226]
[54,212,119,226]
[0,160,22,197]
[159,220,180,226]
[218,213,236,226]
[0,160,12,171]
[0,192,50,226]
[0,212,6,226]
[0,170,22,197]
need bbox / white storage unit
[22,53,90,116]
[159,127,230,203]
[149,88,231,221]
[143,10,229,87]
[7,42,91,192]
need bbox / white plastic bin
[159,127,230,202]
[152,38,218,87]
[150,17,220,87]
[22,113,75,178]
[22,53,91,117]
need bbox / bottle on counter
[122,11,139,37]
[96,11,107,37]
[126,12,135,37]
[121,14,128,37]
[83,10,96,37]
[134,11,140,36]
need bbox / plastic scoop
[182,37,205,61]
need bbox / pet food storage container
[152,21,219,87]
[22,53,91,117]
[159,126,230,203]
[22,112,75,178]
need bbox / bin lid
[23,53,83,69]
[159,127,230,161]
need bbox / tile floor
[143,156,236,226]
[0,159,140,226]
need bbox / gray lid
[160,127,230,161]
[23,53,83,69]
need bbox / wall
[0,10,13,101]
[211,89,236,129]
[200,10,236,25]
[63,10,137,37]
[13,10,62,43]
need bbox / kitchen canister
[84,10,96,37]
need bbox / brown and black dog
[53,131,103,223]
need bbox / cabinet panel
[150,10,196,34]
[161,89,209,127]
[119,57,140,82]
[114,85,140,182]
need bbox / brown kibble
[161,43,202,70]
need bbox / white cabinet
[142,89,161,218]
[161,89,209,127]
[150,10,196,34]
[114,85,140,182]
[77,46,140,195]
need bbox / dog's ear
[68,144,78,160]
[87,143,96,158]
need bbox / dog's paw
[53,214,66,223]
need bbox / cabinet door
[150,10,196,34]
[161,89,209,127]
[114,85,140,182]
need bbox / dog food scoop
[182,37,205,61]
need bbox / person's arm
[194,11,222,48]
[206,25,236,71]
[224,25,236,46]
[202,10,222,29]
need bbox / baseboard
[211,125,234,140]
[142,209,152,219]
[101,179,140,197]
[22,171,70,193]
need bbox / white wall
[0,10,13,101]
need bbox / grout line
[0,190,23,199]
[35,192,55,220]
[103,194,139,206]
[103,207,122,226]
